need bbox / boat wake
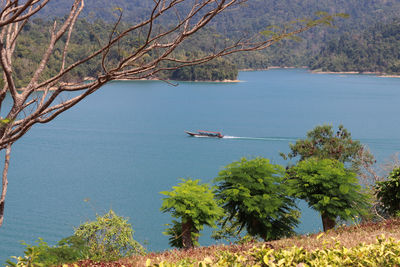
[223,136,296,142]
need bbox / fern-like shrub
[376,167,400,217]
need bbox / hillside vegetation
[64,219,400,266]
[38,0,400,69]
[310,20,400,74]
[8,19,238,86]
[8,0,400,84]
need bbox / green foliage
[8,18,239,86]
[259,235,400,267]
[14,0,400,75]
[0,117,13,131]
[160,179,224,248]
[288,158,370,228]
[282,124,372,172]
[41,0,400,70]
[214,157,299,241]
[168,58,237,81]
[74,209,145,261]
[162,220,186,249]
[6,210,143,265]
[261,12,349,42]
[146,236,400,266]
[311,19,400,74]
[6,236,88,267]
[6,241,43,267]
[211,215,256,244]
[376,167,400,217]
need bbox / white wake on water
[223,136,296,141]
[222,135,240,139]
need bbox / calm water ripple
[1,69,400,261]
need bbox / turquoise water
[1,69,400,261]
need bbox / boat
[185,130,224,138]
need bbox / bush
[376,167,400,217]
[7,210,145,266]
[6,236,88,267]
[74,209,145,261]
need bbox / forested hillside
[10,19,237,85]
[310,20,400,74]
[38,0,400,69]
[41,0,400,33]
[16,0,400,81]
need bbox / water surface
[1,69,399,261]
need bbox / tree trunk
[181,218,194,249]
[0,144,11,227]
[321,213,336,232]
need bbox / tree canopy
[39,0,400,70]
[160,179,224,249]
[310,20,400,74]
[288,158,370,231]
[214,157,299,241]
[7,19,239,85]
[282,124,373,172]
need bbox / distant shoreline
[310,70,400,78]
[113,78,240,83]
[42,78,239,91]
[239,66,307,71]
[256,67,400,78]
[245,67,400,78]
[187,79,240,83]
[44,69,400,91]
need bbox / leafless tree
[358,148,400,220]
[0,0,339,226]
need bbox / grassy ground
[70,219,400,266]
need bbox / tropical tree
[288,158,370,231]
[160,178,224,249]
[281,124,374,172]
[375,167,400,217]
[214,157,299,241]
[0,0,344,227]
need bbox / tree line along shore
[3,16,400,88]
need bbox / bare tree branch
[0,0,51,27]
[0,144,11,227]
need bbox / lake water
[1,69,400,261]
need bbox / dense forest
[9,19,238,86]
[310,20,400,74]
[9,0,400,85]
[37,0,400,69]
[40,0,400,33]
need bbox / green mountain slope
[310,20,400,74]
[27,1,400,73]
[42,0,400,33]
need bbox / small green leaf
[339,184,350,194]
